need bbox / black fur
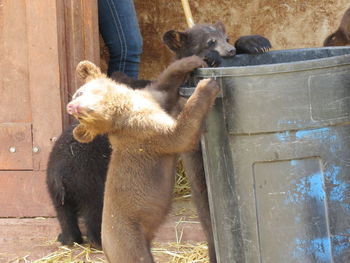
[203,50,222,67]
[46,124,111,247]
[235,35,271,54]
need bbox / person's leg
[98,0,143,78]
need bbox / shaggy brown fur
[47,56,206,248]
[324,7,350,46]
[67,60,219,263]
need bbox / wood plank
[59,0,100,127]
[0,171,55,217]
[64,0,85,96]
[0,123,33,170]
[25,0,63,171]
[82,0,100,65]
[0,0,31,123]
[56,0,70,129]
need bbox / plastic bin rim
[195,47,350,77]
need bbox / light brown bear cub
[67,61,219,263]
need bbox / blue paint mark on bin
[295,127,331,140]
[275,127,341,157]
[327,165,345,202]
[325,165,350,211]
[295,127,340,154]
[293,237,332,262]
[308,172,325,201]
[275,131,290,142]
[332,234,350,257]
[291,159,298,166]
[284,170,325,204]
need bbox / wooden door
[0,0,99,217]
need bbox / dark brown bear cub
[324,7,350,46]
[163,21,271,66]
[163,21,271,263]
[67,60,219,263]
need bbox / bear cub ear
[73,124,97,143]
[76,60,103,82]
[163,30,188,51]
[213,21,226,33]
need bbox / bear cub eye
[207,39,217,47]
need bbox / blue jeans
[98,0,143,78]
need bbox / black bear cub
[47,21,271,262]
[162,21,271,263]
[46,125,110,247]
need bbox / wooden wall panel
[26,0,63,171]
[56,0,70,129]
[0,123,33,170]
[57,0,100,128]
[0,0,99,217]
[0,0,31,123]
[81,0,100,65]
[0,171,55,217]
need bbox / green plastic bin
[181,47,350,263]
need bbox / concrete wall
[133,0,349,79]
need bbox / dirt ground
[133,0,349,79]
